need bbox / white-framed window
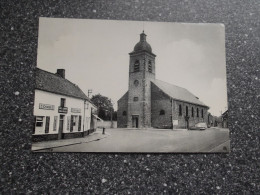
[36,116,44,127]
[70,115,78,132]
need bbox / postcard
[32,18,229,153]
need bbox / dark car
[189,122,207,130]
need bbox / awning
[92,114,103,121]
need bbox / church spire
[140,31,147,42]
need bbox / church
[117,31,209,129]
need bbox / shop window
[160,110,165,115]
[148,60,152,73]
[134,60,140,72]
[134,97,139,102]
[70,115,78,132]
[201,109,204,118]
[123,111,127,116]
[192,107,194,117]
[186,106,189,116]
[67,116,71,130]
[197,108,199,117]
[36,116,44,127]
[179,105,182,116]
[60,98,66,107]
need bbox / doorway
[132,115,139,128]
[58,115,64,139]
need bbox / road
[43,127,230,153]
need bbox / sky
[37,17,228,116]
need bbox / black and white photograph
[32,18,230,153]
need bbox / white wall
[34,89,94,135]
[97,121,117,128]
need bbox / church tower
[127,31,156,128]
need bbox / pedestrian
[103,127,105,134]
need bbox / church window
[148,60,152,73]
[192,107,194,117]
[123,111,127,116]
[133,97,139,101]
[134,80,139,86]
[201,109,204,118]
[197,108,199,117]
[160,110,165,115]
[186,106,189,116]
[179,105,182,116]
[134,60,140,72]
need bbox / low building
[33,68,98,142]
[221,110,229,128]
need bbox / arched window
[186,106,189,116]
[179,105,182,116]
[122,111,127,116]
[192,107,194,117]
[201,109,204,118]
[160,110,165,115]
[134,60,140,72]
[197,108,199,117]
[133,97,138,101]
[148,60,152,73]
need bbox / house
[33,68,98,142]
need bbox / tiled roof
[152,79,208,107]
[35,68,89,100]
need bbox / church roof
[35,68,90,101]
[152,79,208,107]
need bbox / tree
[91,94,114,121]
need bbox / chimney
[56,69,65,79]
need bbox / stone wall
[117,92,128,128]
[151,83,208,129]
[151,83,172,128]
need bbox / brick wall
[151,83,209,129]
[117,91,128,128]
[151,83,172,128]
[172,100,208,129]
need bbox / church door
[132,115,139,128]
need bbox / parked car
[189,122,207,130]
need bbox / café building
[33,68,98,142]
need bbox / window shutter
[67,116,70,130]
[78,115,82,131]
[33,116,36,134]
[70,116,73,132]
[45,116,50,133]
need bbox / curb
[32,133,111,152]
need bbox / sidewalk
[124,128,187,131]
[32,131,110,151]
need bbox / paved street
[37,127,230,153]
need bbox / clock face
[134,80,139,86]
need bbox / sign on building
[39,103,55,110]
[71,108,81,113]
[173,120,178,126]
[58,106,68,113]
